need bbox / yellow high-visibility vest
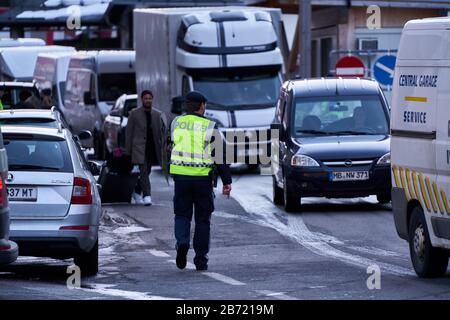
[169,114,216,176]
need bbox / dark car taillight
[71,177,92,205]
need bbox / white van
[391,17,450,277]
[0,45,75,81]
[33,51,74,109]
[0,38,45,48]
[63,50,135,157]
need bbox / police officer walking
[170,91,232,271]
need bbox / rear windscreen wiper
[9,164,60,171]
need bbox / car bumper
[9,205,99,258]
[285,165,391,198]
[0,240,18,265]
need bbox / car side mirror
[88,161,101,176]
[77,130,92,141]
[83,92,96,105]
[110,109,122,117]
[171,96,184,115]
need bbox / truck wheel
[377,193,391,204]
[283,177,301,212]
[273,176,284,205]
[408,207,449,277]
[74,241,99,277]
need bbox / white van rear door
[433,64,450,245]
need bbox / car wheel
[408,206,449,278]
[283,177,301,212]
[273,176,284,205]
[74,241,99,277]
[377,193,391,204]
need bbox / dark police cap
[185,91,208,103]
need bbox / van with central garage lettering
[391,17,450,277]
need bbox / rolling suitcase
[98,155,139,203]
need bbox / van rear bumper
[392,187,409,240]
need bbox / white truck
[62,50,136,157]
[134,7,286,164]
[391,17,450,277]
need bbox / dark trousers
[173,178,214,267]
[135,161,152,197]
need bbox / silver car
[0,107,68,129]
[2,125,101,275]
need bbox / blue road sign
[373,55,397,87]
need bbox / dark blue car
[271,78,391,212]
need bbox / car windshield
[4,137,72,172]
[98,73,136,102]
[293,95,389,137]
[124,98,137,117]
[193,72,280,108]
[0,118,58,128]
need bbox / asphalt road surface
[1,167,450,300]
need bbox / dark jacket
[170,113,232,185]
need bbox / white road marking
[257,290,297,300]
[202,272,246,286]
[113,226,152,235]
[231,175,415,277]
[167,260,245,285]
[76,284,181,300]
[168,259,196,270]
[148,249,171,258]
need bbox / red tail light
[0,244,11,251]
[0,174,6,207]
[71,177,92,205]
[60,225,90,231]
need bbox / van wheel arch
[407,199,422,231]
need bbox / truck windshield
[193,73,280,109]
[98,73,136,102]
[293,95,389,136]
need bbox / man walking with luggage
[126,90,162,206]
[170,91,232,271]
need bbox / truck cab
[134,7,286,164]
[391,17,450,277]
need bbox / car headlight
[376,152,391,166]
[291,154,320,167]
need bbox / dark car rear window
[0,118,58,128]
[3,136,72,172]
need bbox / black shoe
[176,244,189,269]
[195,264,208,271]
